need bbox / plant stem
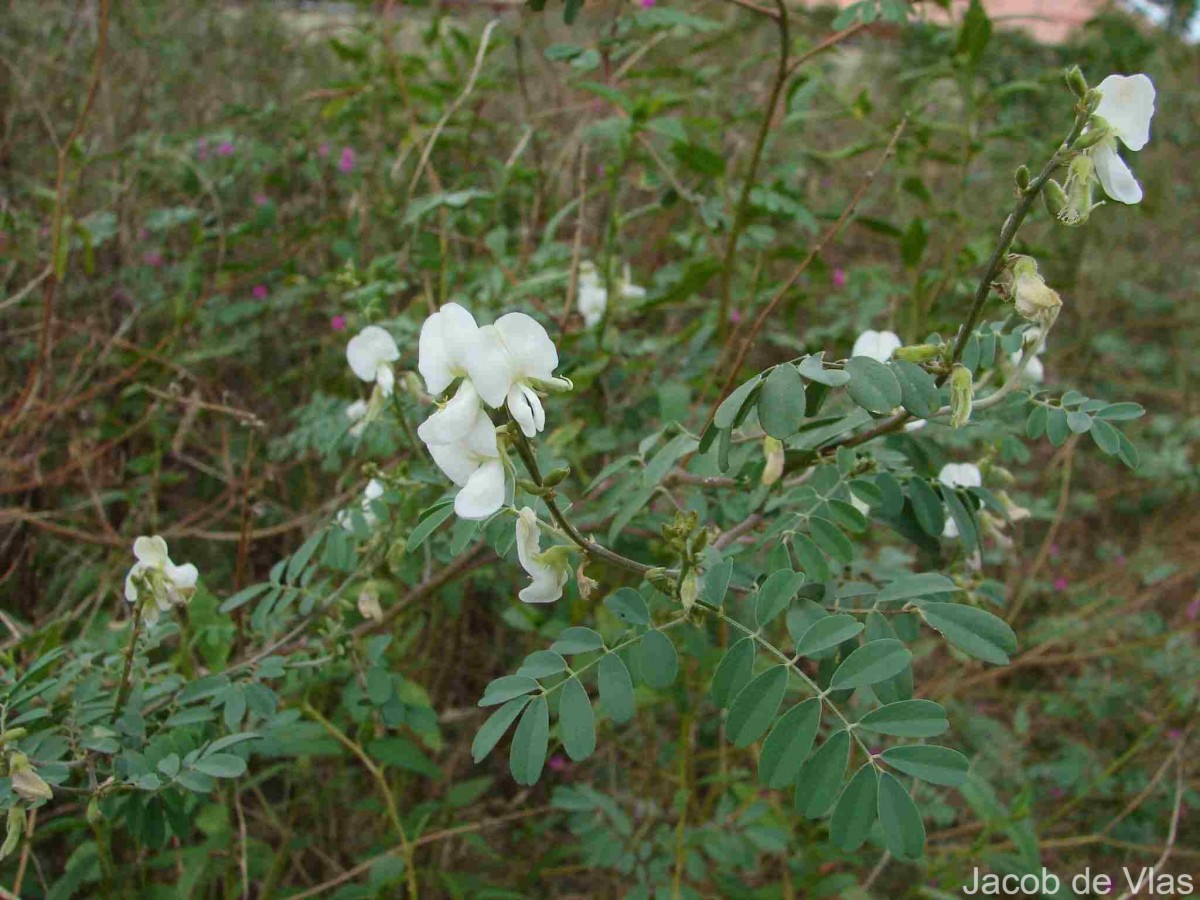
[111,602,144,724]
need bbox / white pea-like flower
[851,329,902,363]
[346,398,369,437]
[515,507,570,604]
[425,416,506,520]
[418,302,479,396]
[347,326,400,397]
[1089,73,1156,205]
[619,262,646,301]
[124,536,198,623]
[468,312,568,439]
[577,262,607,328]
[1009,350,1045,383]
[338,479,385,530]
[937,463,982,539]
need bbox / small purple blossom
[1186,597,1200,621]
[1168,728,1184,743]
[217,141,235,157]
[1053,577,1069,592]
[1049,543,1061,558]
[1049,786,1065,799]
[547,755,568,773]
[641,0,656,7]
[729,309,743,324]
[254,193,269,207]
[318,141,331,158]
[139,227,150,241]
[833,268,847,289]
[252,284,268,299]
[142,250,164,268]
[338,147,356,174]
[331,315,347,332]
[1115,553,1127,567]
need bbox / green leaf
[509,696,550,786]
[191,754,247,779]
[845,357,902,415]
[900,217,928,268]
[1116,431,1139,469]
[891,361,939,418]
[597,654,635,723]
[830,639,911,690]
[881,744,969,787]
[957,0,992,68]
[877,573,959,606]
[859,700,949,738]
[907,479,945,536]
[1026,405,1047,439]
[940,485,978,553]
[713,374,762,429]
[878,772,926,860]
[643,434,699,487]
[472,696,532,763]
[919,602,1017,665]
[755,569,806,628]
[639,630,678,688]
[366,667,394,706]
[479,675,541,707]
[830,764,879,851]
[808,518,853,565]
[726,665,788,747]
[795,615,863,658]
[790,533,831,581]
[1046,407,1069,446]
[407,502,456,551]
[1095,402,1144,421]
[701,559,733,606]
[367,737,441,778]
[516,651,568,679]
[710,637,756,708]
[558,678,596,762]
[794,730,850,818]
[757,364,807,439]
[550,627,604,655]
[1090,418,1120,455]
[604,588,650,626]
[219,583,271,614]
[757,699,821,788]
[1066,410,1092,434]
[799,353,851,387]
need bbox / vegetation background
[0,0,1198,896]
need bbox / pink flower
[139,227,149,241]
[729,309,742,324]
[1049,786,1065,798]
[142,251,164,268]
[217,141,235,157]
[252,284,268,299]
[1049,543,1061,558]
[833,268,847,289]
[1053,577,1069,592]
[196,139,209,161]
[331,315,347,331]
[318,141,331,158]
[254,193,269,207]
[1115,553,1127,567]
[1168,728,1184,743]
[338,147,356,173]
[641,0,656,6]
[547,755,568,773]
[1187,597,1200,621]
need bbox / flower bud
[1043,179,1068,218]
[1014,164,1030,191]
[0,728,27,746]
[86,796,104,826]
[680,570,699,612]
[543,467,570,487]
[357,588,383,623]
[1002,256,1063,328]
[1073,118,1111,150]
[1,806,25,860]
[1065,65,1088,99]
[948,364,973,429]
[1083,88,1102,114]
[892,343,942,363]
[646,567,676,596]
[761,436,784,486]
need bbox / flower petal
[133,535,168,567]
[124,564,145,603]
[493,312,558,382]
[1094,73,1155,152]
[519,570,566,604]
[938,463,982,489]
[165,562,198,591]
[346,399,369,421]
[455,458,505,520]
[376,364,395,397]
[1092,142,1142,205]
[426,440,477,487]
[465,324,517,408]
[347,326,400,384]
[416,381,482,445]
[418,303,478,395]
[506,384,545,438]
[851,329,901,363]
[515,507,541,576]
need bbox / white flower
[338,479,385,530]
[619,263,646,301]
[515,507,569,604]
[425,416,506,520]
[851,329,902,363]
[1009,350,1045,383]
[347,326,400,397]
[346,398,369,437]
[124,536,198,622]
[416,380,484,446]
[468,312,566,438]
[577,262,607,328]
[937,463,982,539]
[1089,73,1155,205]
[418,302,479,396]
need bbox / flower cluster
[576,260,645,329]
[417,303,569,520]
[344,325,400,437]
[123,536,198,623]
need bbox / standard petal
[418,303,479,395]
[347,326,399,383]
[1094,73,1155,152]
[426,440,478,486]
[376,364,395,397]
[578,282,607,328]
[465,325,517,408]
[519,571,565,604]
[1092,142,1143,205]
[938,463,982,489]
[851,329,901,362]
[493,313,558,382]
[124,564,144,603]
[455,459,505,520]
[165,562,199,591]
[416,381,482,445]
[515,507,541,576]
[133,535,168,567]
